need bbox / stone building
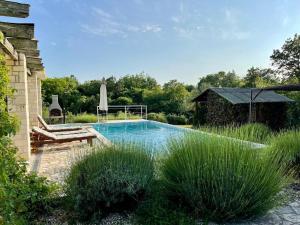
[193,87,294,130]
[0,1,46,160]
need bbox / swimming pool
[92,120,190,153]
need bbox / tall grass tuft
[65,144,154,221]
[199,123,272,144]
[161,133,288,222]
[268,130,300,176]
[68,113,98,123]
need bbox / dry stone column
[7,53,31,160]
[27,72,39,127]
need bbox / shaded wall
[195,90,288,130]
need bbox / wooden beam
[27,63,44,71]
[18,48,40,57]
[0,31,18,60]
[0,22,34,39]
[6,37,38,50]
[26,56,42,65]
[0,1,30,18]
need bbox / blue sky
[3,0,300,84]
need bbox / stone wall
[4,51,31,160]
[27,72,39,127]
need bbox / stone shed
[0,1,46,160]
[193,87,294,129]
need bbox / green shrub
[147,112,167,123]
[135,181,196,225]
[110,96,133,105]
[238,123,272,143]
[166,114,188,125]
[69,113,98,123]
[268,130,300,175]
[161,133,288,222]
[0,54,56,224]
[0,137,57,224]
[65,144,154,221]
[199,123,272,144]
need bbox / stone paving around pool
[203,199,300,225]
[29,141,90,183]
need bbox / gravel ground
[35,183,300,225]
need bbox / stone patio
[29,141,92,183]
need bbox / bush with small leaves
[65,144,154,221]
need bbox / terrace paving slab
[199,192,300,225]
[29,141,92,184]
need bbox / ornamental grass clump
[237,123,272,143]
[65,144,154,221]
[199,123,272,144]
[268,130,300,176]
[162,133,288,222]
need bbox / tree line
[42,34,300,126]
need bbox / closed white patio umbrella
[97,77,108,122]
[99,77,108,111]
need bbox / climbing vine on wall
[0,53,18,136]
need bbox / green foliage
[161,134,288,222]
[271,33,300,82]
[243,67,279,88]
[197,71,241,92]
[65,144,154,221]
[0,31,4,42]
[0,54,19,136]
[42,75,81,113]
[268,130,300,176]
[0,54,56,224]
[237,123,272,143]
[0,137,57,224]
[166,114,188,125]
[147,112,167,123]
[66,112,141,123]
[199,123,272,144]
[68,113,98,123]
[285,91,300,128]
[110,96,133,105]
[135,181,196,225]
[162,80,190,114]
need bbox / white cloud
[171,7,250,41]
[142,24,162,33]
[92,7,113,19]
[81,7,162,37]
[220,8,250,40]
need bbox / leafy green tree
[0,54,18,136]
[163,80,190,114]
[110,96,133,105]
[143,87,166,112]
[42,75,82,113]
[243,67,279,88]
[115,73,159,102]
[271,34,300,82]
[197,71,241,92]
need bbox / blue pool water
[93,120,190,153]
